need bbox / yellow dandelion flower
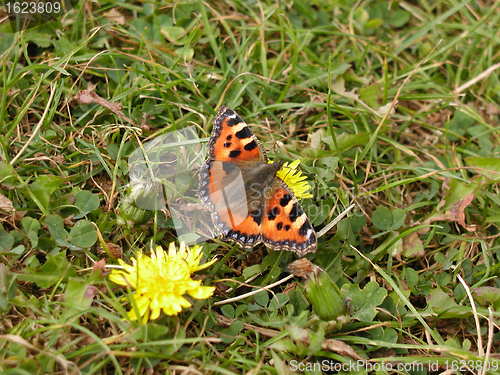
[109,242,216,322]
[274,159,313,200]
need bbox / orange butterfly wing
[207,107,266,163]
[198,107,265,240]
[198,107,317,256]
[261,181,317,257]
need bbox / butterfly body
[198,107,317,257]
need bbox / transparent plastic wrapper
[127,126,246,245]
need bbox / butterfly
[197,106,317,257]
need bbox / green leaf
[161,26,186,44]
[286,325,325,356]
[74,191,100,219]
[288,288,309,314]
[434,252,448,265]
[329,62,351,77]
[227,320,244,336]
[21,251,78,288]
[402,232,424,257]
[472,287,500,309]
[21,217,41,248]
[405,267,419,293]
[220,304,235,319]
[427,288,470,318]
[343,281,387,321]
[372,206,392,231]
[242,264,262,279]
[220,320,244,343]
[0,230,14,252]
[365,19,383,29]
[389,10,410,28]
[68,220,97,248]
[175,47,194,61]
[23,30,52,47]
[381,327,398,343]
[52,37,76,54]
[26,231,39,248]
[0,161,19,188]
[391,208,406,230]
[353,7,369,25]
[439,178,480,211]
[467,125,492,153]
[254,291,269,307]
[65,279,95,309]
[433,272,451,287]
[269,293,289,312]
[28,175,65,208]
[427,288,457,310]
[448,108,475,141]
[60,279,97,323]
[235,304,247,318]
[142,99,165,116]
[269,338,296,352]
[9,245,25,255]
[359,83,382,108]
[45,214,68,241]
[418,41,433,59]
[332,132,371,154]
[466,157,500,181]
[261,251,280,269]
[21,217,41,233]
[372,206,406,232]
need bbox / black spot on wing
[250,209,263,226]
[284,225,290,231]
[244,140,257,151]
[224,142,231,148]
[226,135,232,141]
[277,222,283,230]
[268,206,279,221]
[280,194,292,207]
[299,220,312,237]
[289,202,302,222]
[226,117,242,127]
[236,127,252,139]
[229,150,241,158]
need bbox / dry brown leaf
[104,9,126,25]
[75,90,137,127]
[0,193,14,213]
[428,192,477,232]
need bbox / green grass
[1,0,500,373]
